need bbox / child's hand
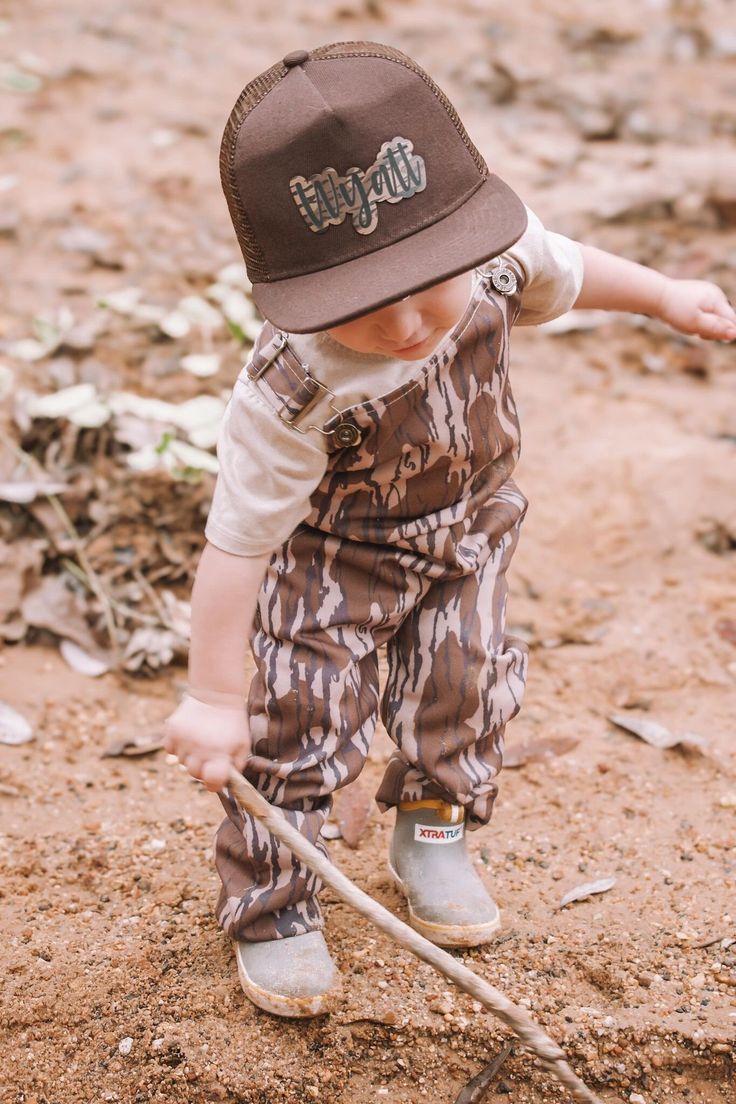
[163,693,251,793]
[658,278,736,342]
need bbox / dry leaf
[0,480,69,503]
[159,310,190,339]
[176,295,223,329]
[123,626,178,670]
[504,736,579,769]
[0,538,42,625]
[66,399,111,428]
[0,362,14,400]
[219,288,257,328]
[216,261,251,289]
[334,780,372,849]
[25,382,97,418]
[559,877,616,910]
[160,591,191,640]
[59,639,111,677]
[98,286,164,321]
[609,713,707,752]
[22,576,100,652]
[180,353,221,378]
[57,225,113,255]
[108,391,181,423]
[102,736,164,759]
[0,700,34,745]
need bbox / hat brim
[250,174,528,334]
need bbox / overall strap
[244,326,360,446]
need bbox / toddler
[163,41,736,1018]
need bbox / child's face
[326,270,473,359]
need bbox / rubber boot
[235,930,341,1017]
[388,800,500,947]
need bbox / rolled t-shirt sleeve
[204,373,328,557]
[499,206,585,326]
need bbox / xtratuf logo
[414,823,464,845]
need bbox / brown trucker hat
[220,41,528,333]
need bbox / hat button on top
[283,49,310,68]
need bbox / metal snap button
[334,422,361,448]
[491,264,518,296]
[283,50,310,68]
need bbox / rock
[142,837,166,852]
[565,101,621,141]
[57,226,114,255]
[710,31,736,58]
[707,192,736,226]
[118,1037,133,1056]
[0,208,19,237]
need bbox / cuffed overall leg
[376,521,527,828]
[214,528,428,942]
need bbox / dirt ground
[1,1,735,1102]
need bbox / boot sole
[235,943,339,1018]
[387,859,501,947]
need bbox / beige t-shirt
[205,206,584,557]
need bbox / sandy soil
[1,1,735,1102]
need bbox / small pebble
[629,1095,646,1104]
[142,837,166,852]
[118,1037,133,1056]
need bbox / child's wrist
[187,686,245,709]
[650,272,674,322]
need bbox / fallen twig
[690,935,732,950]
[454,1042,514,1103]
[225,769,606,1104]
[132,567,187,641]
[65,575,163,629]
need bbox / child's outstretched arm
[573,243,736,342]
[163,542,270,792]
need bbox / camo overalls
[215,261,529,942]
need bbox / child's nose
[377,303,422,344]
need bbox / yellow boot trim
[397,799,464,824]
